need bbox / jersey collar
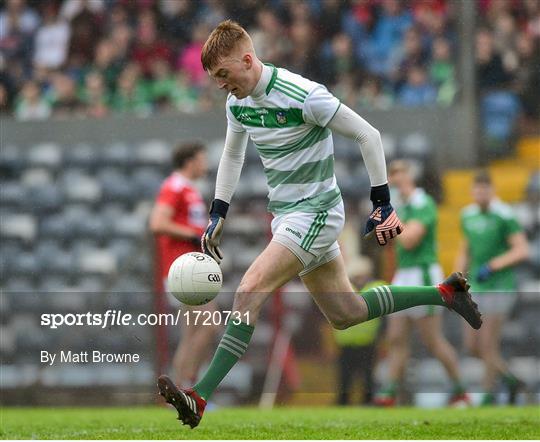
[251,63,276,99]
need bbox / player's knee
[328,313,362,330]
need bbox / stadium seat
[131,168,164,199]
[0,182,27,210]
[102,142,133,168]
[27,143,63,170]
[0,144,25,179]
[77,248,117,275]
[0,214,37,242]
[64,143,100,169]
[63,174,102,204]
[136,139,171,167]
[27,184,64,214]
[11,252,40,277]
[481,91,520,146]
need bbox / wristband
[370,183,390,205]
[209,199,229,218]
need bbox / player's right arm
[202,121,249,263]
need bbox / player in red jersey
[150,141,219,387]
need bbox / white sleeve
[214,123,249,203]
[327,103,388,187]
[303,84,341,127]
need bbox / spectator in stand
[48,72,84,118]
[332,71,360,110]
[362,0,413,75]
[390,26,429,92]
[131,10,173,79]
[170,71,199,113]
[110,63,151,115]
[476,28,513,92]
[85,38,124,94]
[80,70,109,118]
[317,0,348,43]
[109,23,133,67]
[15,79,51,120]
[514,32,540,120]
[250,8,290,66]
[0,0,38,73]
[398,64,437,107]
[0,83,13,116]
[321,33,358,87]
[33,2,70,71]
[429,37,456,105]
[357,75,393,110]
[160,0,198,48]
[286,19,321,81]
[62,0,105,72]
[0,0,40,40]
[199,0,227,29]
[150,59,177,112]
[176,22,210,88]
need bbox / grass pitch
[1,405,538,439]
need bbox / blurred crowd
[0,0,538,121]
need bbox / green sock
[381,381,399,396]
[361,285,445,320]
[501,372,518,386]
[452,380,466,395]
[193,321,254,400]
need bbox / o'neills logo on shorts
[285,227,302,239]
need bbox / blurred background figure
[333,256,382,406]
[150,142,220,388]
[456,171,529,405]
[374,160,469,407]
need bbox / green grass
[1,406,539,439]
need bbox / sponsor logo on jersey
[208,273,221,282]
[285,226,302,239]
[256,108,269,115]
[276,111,287,125]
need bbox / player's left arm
[484,231,529,272]
[477,216,529,281]
[397,220,426,250]
[308,93,403,246]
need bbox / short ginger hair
[201,20,252,72]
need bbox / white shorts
[392,263,445,319]
[474,293,516,316]
[271,201,345,276]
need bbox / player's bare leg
[464,319,523,404]
[158,241,303,428]
[300,254,368,329]
[173,301,220,387]
[373,316,412,406]
[478,315,508,392]
[417,315,461,381]
[232,241,304,322]
[417,314,469,405]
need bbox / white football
[167,252,222,305]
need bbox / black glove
[364,184,404,246]
[201,199,229,264]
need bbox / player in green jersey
[157,20,482,428]
[456,171,529,405]
[374,161,469,407]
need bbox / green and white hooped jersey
[226,65,342,215]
